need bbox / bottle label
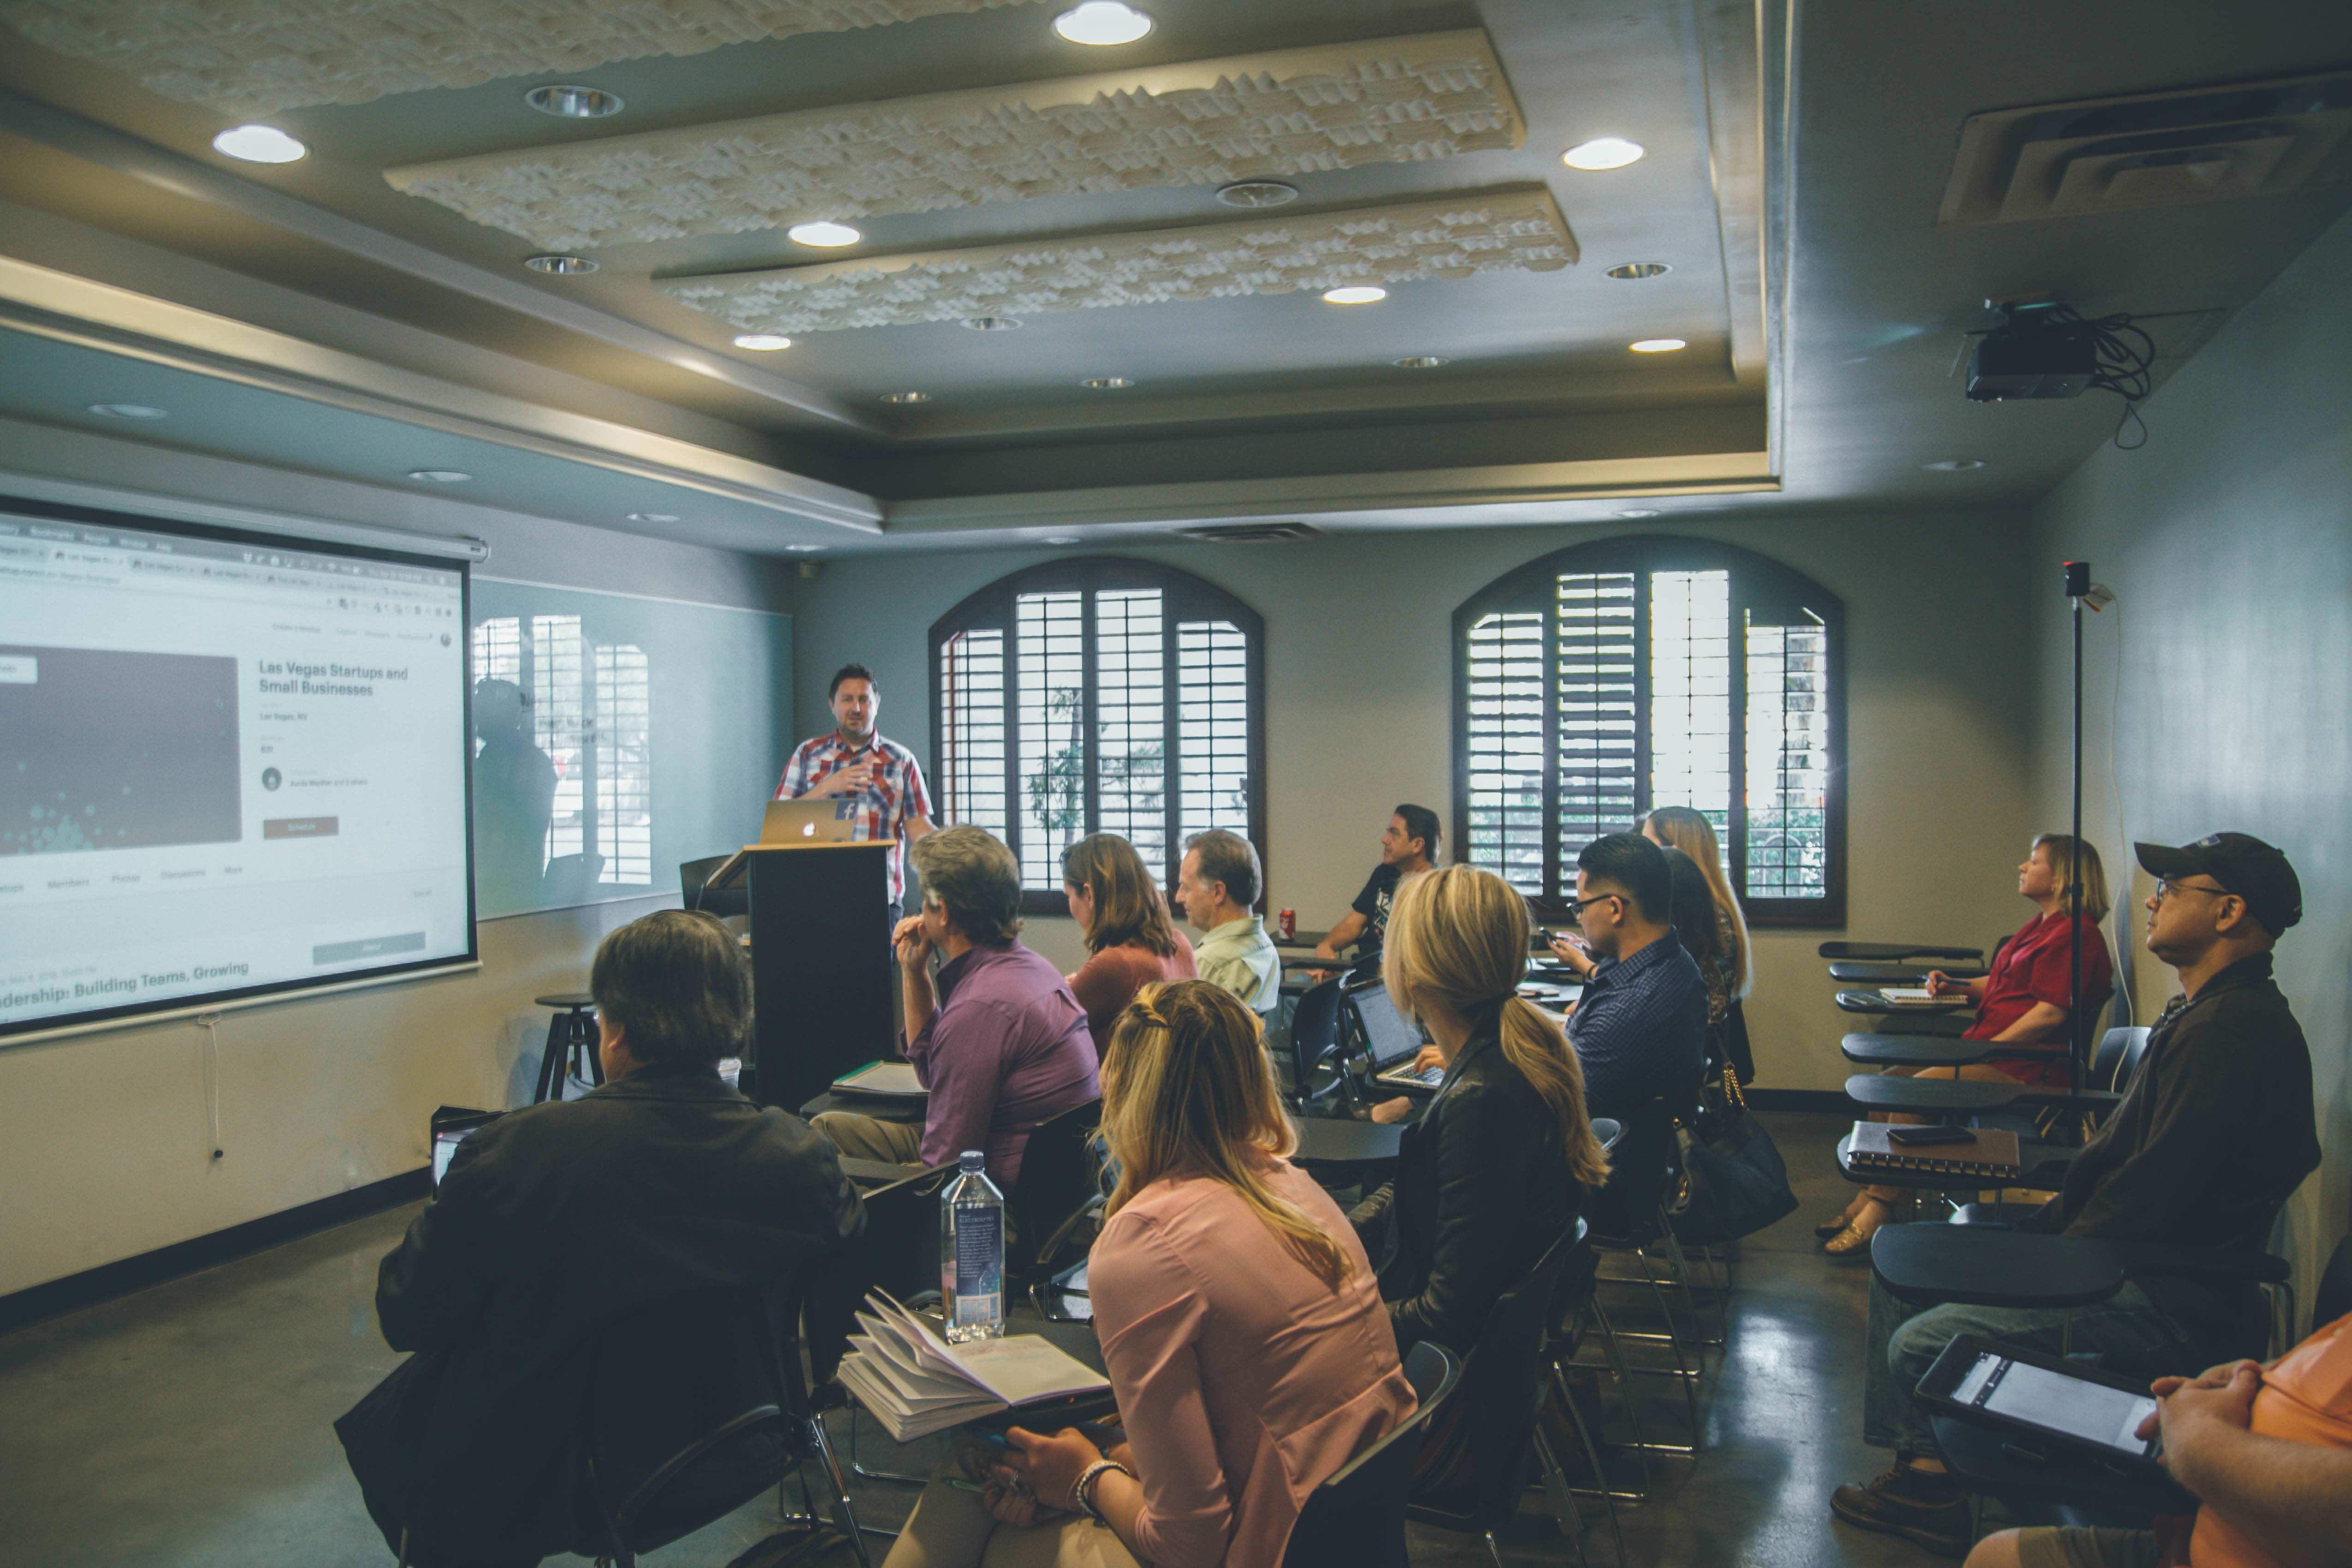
[954,1207,1002,1325]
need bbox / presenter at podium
[776,662,934,923]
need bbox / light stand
[2063,560,2090,1094]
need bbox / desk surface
[1871,1223,2125,1308]
[1843,1073,2022,1115]
[1827,960,1989,984]
[1819,942,1987,963]
[1290,1117,1404,1165]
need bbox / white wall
[2028,206,2352,1325]
[0,432,795,1298]
[794,509,2044,1092]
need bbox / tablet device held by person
[1915,1335,2169,1480]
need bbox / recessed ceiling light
[1216,180,1298,208]
[1606,262,1672,280]
[408,469,472,483]
[1054,2,1152,45]
[1323,285,1387,305]
[1393,355,1449,369]
[1082,376,1134,390]
[1614,508,1662,518]
[961,316,1022,331]
[784,544,826,553]
[524,254,597,274]
[1563,137,1645,171]
[881,391,931,404]
[212,124,307,163]
[732,332,793,350]
[626,512,680,523]
[525,84,624,118]
[88,402,168,420]
[1042,536,1084,545]
[1925,458,1987,471]
[1629,338,1687,353]
[788,220,861,248]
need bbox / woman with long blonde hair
[884,981,1413,1568]
[1641,805,1751,999]
[1352,865,1611,1355]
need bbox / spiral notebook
[1847,1123,2023,1181]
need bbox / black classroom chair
[1282,1340,1464,1568]
[577,1283,871,1568]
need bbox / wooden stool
[533,992,602,1103]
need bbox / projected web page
[0,505,473,1036]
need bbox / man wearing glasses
[1546,832,1709,1124]
[1831,832,2321,1558]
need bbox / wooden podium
[712,841,896,1114]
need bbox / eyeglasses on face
[1566,891,1622,914]
[2151,879,2231,904]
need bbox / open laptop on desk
[1348,981,1442,1092]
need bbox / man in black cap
[1830,832,2320,1557]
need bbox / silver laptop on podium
[760,796,860,844]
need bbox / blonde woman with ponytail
[1351,865,1611,1357]
[885,980,1413,1568]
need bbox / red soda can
[1278,908,1296,940]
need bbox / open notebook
[836,1291,1110,1442]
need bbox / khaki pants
[812,1111,926,1166]
[881,1444,1142,1568]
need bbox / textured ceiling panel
[0,0,1045,117]
[383,30,1523,250]
[659,188,1575,334]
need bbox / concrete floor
[0,1112,1939,1568]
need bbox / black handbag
[1668,1069,1799,1244]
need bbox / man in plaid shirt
[776,663,934,920]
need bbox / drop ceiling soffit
[0,0,1050,117]
[381,30,1524,251]
[659,187,1576,334]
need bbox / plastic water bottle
[941,1150,1006,1342]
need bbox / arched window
[931,558,1265,909]
[1453,535,1846,925]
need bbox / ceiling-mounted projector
[1966,300,2097,401]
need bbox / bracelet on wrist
[1071,1458,1131,1521]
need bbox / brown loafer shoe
[1830,1464,1973,1558]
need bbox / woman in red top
[1060,834,1196,1058]
[1821,834,2115,1254]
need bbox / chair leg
[1591,1291,1697,1457]
[806,1414,877,1568]
[1550,1372,1630,1565]
[1483,1528,1507,1568]
[846,1404,931,1485]
[1578,1296,1657,1485]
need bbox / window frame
[1451,534,1847,928]
[929,556,1268,915]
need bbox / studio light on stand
[2062,561,2115,1101]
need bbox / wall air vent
[1937,70,2352,226]
[1173,522,1326,543]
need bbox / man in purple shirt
[812,824,1098,1191]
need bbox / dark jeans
[1862,1276,2193,1456]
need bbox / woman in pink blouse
[1060,834,1196,1059]
[882,981,1415,1568]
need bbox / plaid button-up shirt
[774,730,933,904]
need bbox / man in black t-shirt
[1314,804,1440,962]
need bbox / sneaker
[1830,1463,1973,1557]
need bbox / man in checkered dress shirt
[775,663,934,916]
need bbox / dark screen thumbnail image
[0,645,241,855]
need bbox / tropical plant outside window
[1452,536,1845,925]
[930,560,1264,909]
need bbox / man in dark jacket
[1831,833,2320,1558]
[335,910,866,1568]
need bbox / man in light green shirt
[1176,828,1280,1014]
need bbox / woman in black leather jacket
[1349,865,1612,1355]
